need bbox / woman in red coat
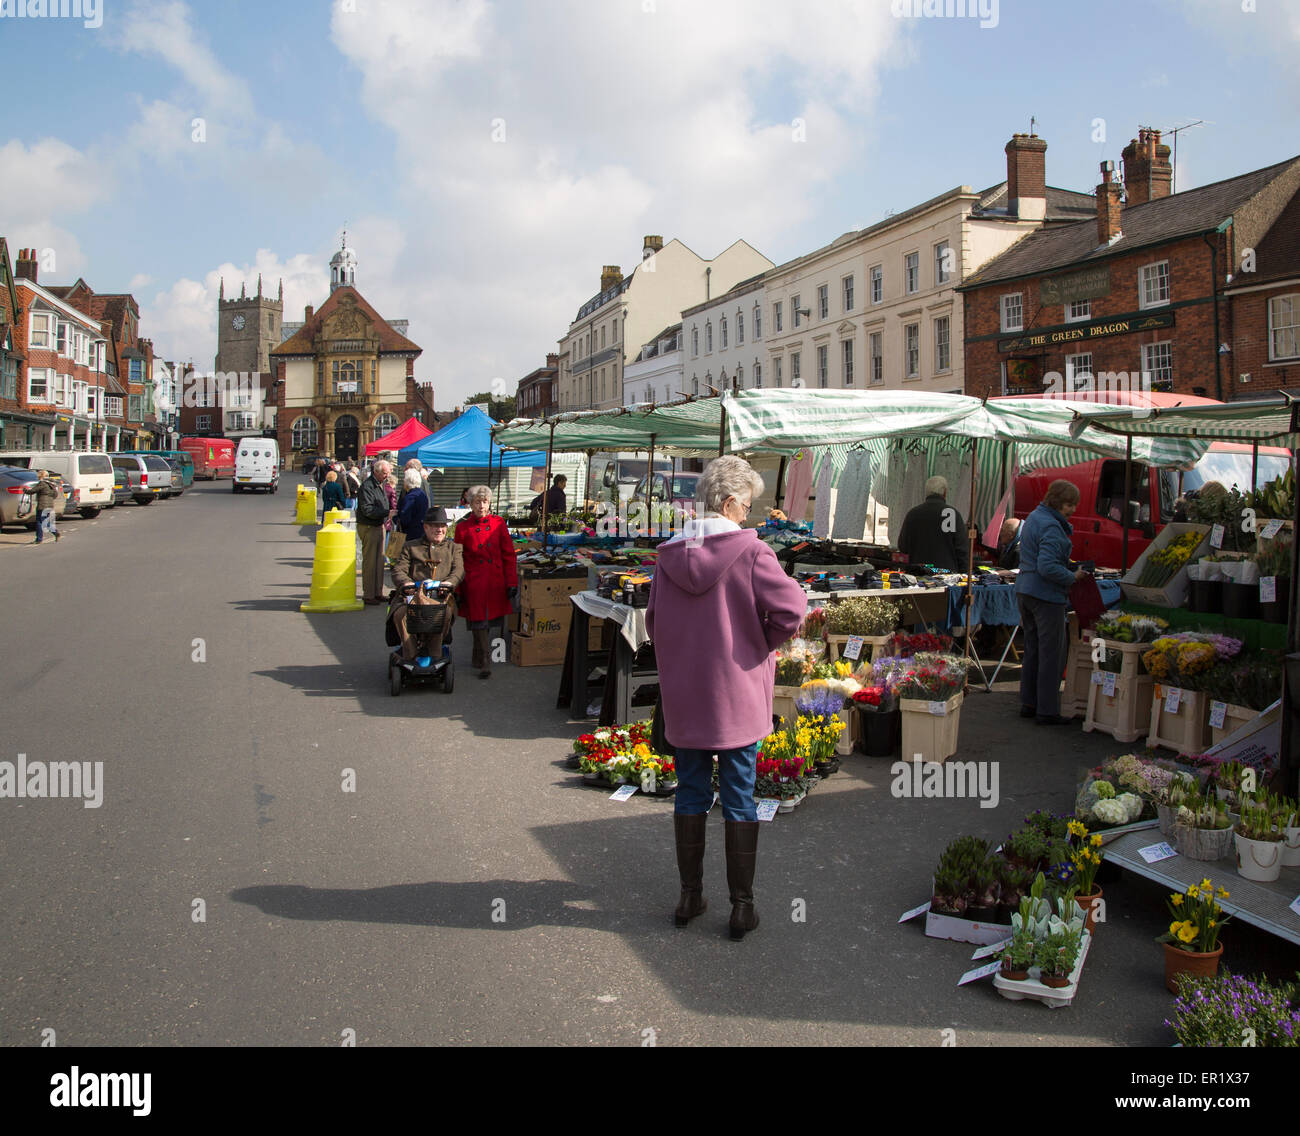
[454,484,518,678]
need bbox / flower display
[1166,973,1300,1047]
[795,679,849,720]
[1091,799,1129,826]
[822,596,900,637]
[889,653,969,701]
[1142,633,1243,690]
[1093,610,1169,643]
[887,631,954,658]
[851,685,891,710]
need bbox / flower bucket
[1260,576,1293,625]
[833,712,854,756]
[1164,943,1222,994]
[1282,824,1300,868]
[1156,802,1177,837]
[856,707,900,757]
[1174,822,1234,862]
[1234,831,1283,882]
[1223,581,1260,621]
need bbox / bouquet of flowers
[891,653,969,701]
[1093,610,1169,643]
[888,631,954,658]
[851,684,894,712]
[795,679,849,720]
[1137,531,1205,587]
[1142,635,1236,688]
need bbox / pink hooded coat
[646,527,807,751]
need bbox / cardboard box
[1119,523,1211,607]
[510,630,567,666]
[520,577,587,608]
[519,603,571,637]
[924,908,1013,947]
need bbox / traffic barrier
[296,485,317,524]
[300,522,364,613]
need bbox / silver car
[0,466,68,530]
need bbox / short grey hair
[403,468,422,490]
[467,484,491,504]
[405,458,422,470]
[373,460,391,478]
[697,456,764,515]
[925,476,948,497]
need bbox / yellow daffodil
[1200,878,1212,891]
[1187,885,1200,899]
[1170,894,1184,907]
[1091,834,1103,847]
[1216,887,1230,899]
[1169,921,1182,937]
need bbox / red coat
[454,513,518,622]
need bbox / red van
[180,437,235,480]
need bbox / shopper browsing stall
[897,476,967,571]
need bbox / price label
[754,799,780,822]
[971,939,1014,960]
[957,960,1003,986]
[1210,523,1225,549]
[1139,842,1178,863]
[897,901,931,923]
[1290,895,1300,919]
[1165,686,1181,714]
[1260,576,1277,603]
[927,701,948,716]
[609,784,638,801]
[1103,672,1117,697]
[1261,519,1284,540]
[1209,701,1228,730]
[842,635,864,661]
[1091,670,1106,685]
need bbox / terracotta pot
[1075,888,1103,934]
[1163,942,1223,994]
[1041,974,1071,989]
[1000,965,1029,981]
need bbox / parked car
[106,466,133,508]
[629,472,700,512]
[163,458,186,496]
[109,455,161,505]
[138,454,177,498]
[0,466,67,531]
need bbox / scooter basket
[405,600,449,635]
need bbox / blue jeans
[674,743,758,822]
[1018,594,1067,716]
[36,508,56,542]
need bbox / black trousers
[1017,594,1067,717]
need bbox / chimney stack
[15,247,38,283]
[305,304,314,322]
[1097,161,1124,245]
[1005,133,1048,220]
[546,352,558,368]
[642,235,663,260]
[600,265,622,292]
[1121,128,1173,206]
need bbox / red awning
[364,417,434,456]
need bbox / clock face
[231,314,246,330]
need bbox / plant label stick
[1103,672,1116,697]
[1210,523,1225,549]
[1260,576,1277,603]
[957,961,1002,986]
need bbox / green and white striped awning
[493,398,724,456]
[1062,396,1300,447]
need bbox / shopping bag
[385,530,406,560]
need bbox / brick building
[959,131,1300,402]
[516,353,558,418]
[1223,186,1300,399]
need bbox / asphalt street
[2,477,1295,1047]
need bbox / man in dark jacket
[529,474,567,524]
[356,460,394,604]
[997,517,1021,569]
[31,470,60,544]
[896,476,967,571]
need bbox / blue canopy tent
[397,404,547,470]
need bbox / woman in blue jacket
[1015,479,1086,725]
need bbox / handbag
[385,530,406,560]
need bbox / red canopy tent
[364,417,433,457]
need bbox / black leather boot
[725,820,760,940]
[673,813,708,927]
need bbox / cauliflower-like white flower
[1116,791,1144,822]
[1095,780,1116,799]
[1092,798,1128,826]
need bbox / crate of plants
[568,722,679,797]
[926,836,1018,945]
[1142,633,1244,753]
[888,653,970,765]
[1082,611,1170,742]
[993,873,1093,1009]
[822,595,901,663]
[1119,523,1211,607]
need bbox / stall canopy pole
[717,398,727,457]
[963,436,978,673]
[584,447,594,516]
[1121,434,1133,574]
[1251,439,1259,492]
[646,432,657,536]
[541,421,556,544]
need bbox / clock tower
[215,274,284,374]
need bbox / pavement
[1,474,1295,1047]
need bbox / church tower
[215,274,284,374]
[330,233,357,292]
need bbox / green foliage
[823,596,901,637]
[1168,972,1300,1047]
[1248,467,1296,521]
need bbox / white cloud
[129,273,154,290]
[327,0,902,402]
[0,138,106,220]
[3,223,89,279]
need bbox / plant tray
[924,907,1012,946]
[993,930,1092,1009]
[1119,522,1212,608]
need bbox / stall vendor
[897,476,968,571]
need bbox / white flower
[1092,799,1128,825]
[1116,792,1144,822]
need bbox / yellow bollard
[296,484,317,524]
[301,522,364,612]
[323,507,349,527]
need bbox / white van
[233,438,280,493]
[0,450,114,516]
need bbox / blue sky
[2,0,1297,406]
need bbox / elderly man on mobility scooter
[386,506,465,695]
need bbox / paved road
[1,478,1294,1047]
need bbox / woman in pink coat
[646,456,806,941]
[454,484,518,679]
